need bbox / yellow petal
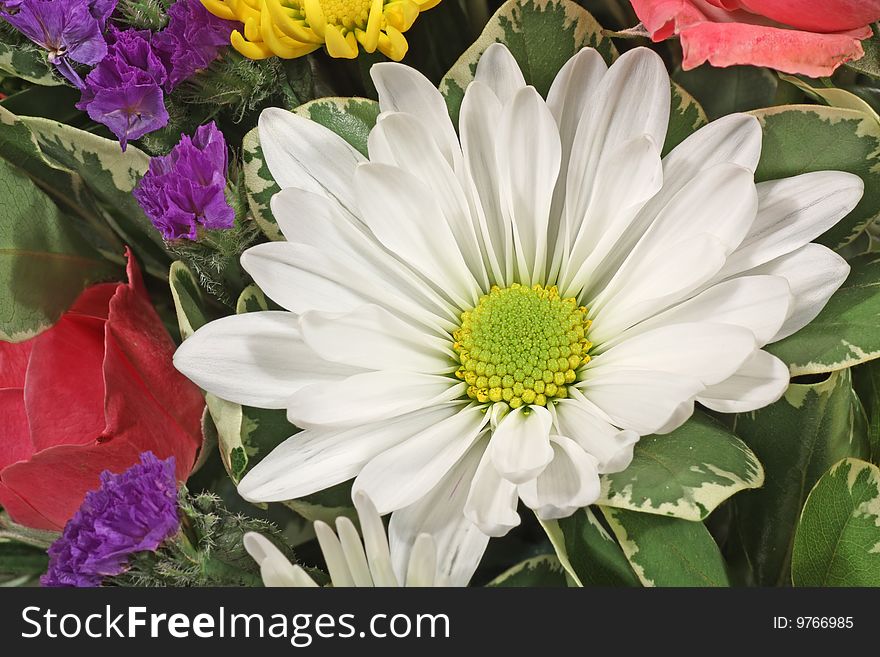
[383,1,419,32]
[324,24,359,58]
[377,25,408,60]
[201,0,237,21]
[416,0,442,10]
[303,0,327,38]
[239,0,260,9]
[231,0,261,21]
[261,0,315,57]
[264,0,324,43]
[244,15,262,42]
[231,30,274,59]
[358,0,383,52]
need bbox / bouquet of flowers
[1,0,879,591]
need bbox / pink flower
[631,0,880,77]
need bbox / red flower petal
[0,389,31,470]
[0,340,32,388]
[24,314,107,451]
[680,21,867,77]
[737,0,880,34]
[0,480,56,530]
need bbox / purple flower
[88,0,117,28]
[0,0,24,12]
[133,122,235,240]
[154,0,234,90]
[3,0,107,88]
[41,453,180,588]
[76,27,168,150]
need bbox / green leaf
[663,81,708,156]
[236,284,271,315]
[0,541,49,577]
[767,255,880,375]
[487,555,569,587]
[792,458,880,586]
[168,261,209,341]
[597,412,764,520]
[0,41,61,86]
[242,97,379,241]
[853,359,880,465]
[0,157,118,341]
[674,65,778,121]
[779,75,880,122]
[440,0,617,124]
[544,509,640,586]
[727,368,871,586]
[599,507,730,587]
[846,35,880,79]
[751,105,880,250]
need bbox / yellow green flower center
[453,284,592,409]
[317,0,372,29]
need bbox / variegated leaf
[440,0,616,123]
[542,508,640,587]
[487,555,568,587]
[600,507,730,587]
[0,41,61,86]
[242,97,378,241]
[728,368,871,586]
[751,105,880,251]
[0,158,118,341]
[596,412,764,521]
[792,458,880,587]
[767,255,880,375]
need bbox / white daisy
[175,43,861,585]
[245,491,446,587]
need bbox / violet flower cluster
[2,0,116,87]
[2,0,234,148]
[133,121,235,240]
[41,452,180,588]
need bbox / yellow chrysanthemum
[201,0,439,61]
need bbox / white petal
[664,113,763,176]
[587,234,729,340]
[258,108,365,212]
[389,445,490,587]
[586,162,758,303]
[353,491,398,586]
[269,188,460,331]
[242,240,457,335]
[585,113,762,290]
[475,43,527,104]
[405,534,439,587]
[553,395,639,474]
[747,243,851,342]
[698,350,790,413]
[718,171,864,279]
[353,405,489,513]
[242,242,367,314]
[490,406,555,484]
[564,47,670,243]
[336,517,374,587]
[354,163,479,309]
[517,435,601,520]
[299,304,454,374]
[287,371,465,429]
[459,81,510,284]
[243,533,318,587]
[589,322,758,386]
[371,63,460,168]
[611,275,793,348]
[497,86,561,283]
[464,443,521,537]
[174,312,360,409]
[578,369,704,435]
[559,135,663,295]
[368,112,488,287]
[313,520,357,587]
[237,405,457,502]
[546,47,609,280]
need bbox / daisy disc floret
[175,42,862,586]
